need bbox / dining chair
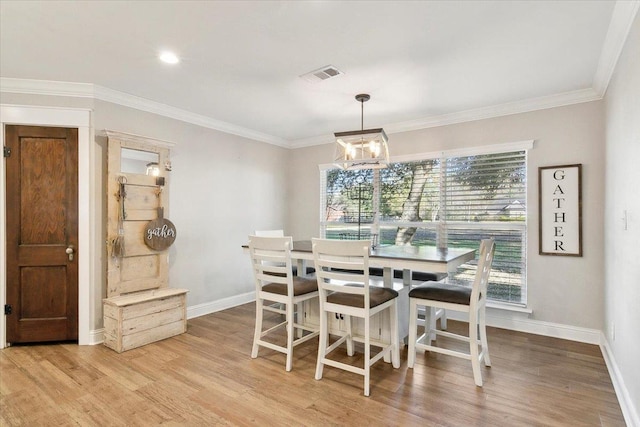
[312,238,400,397]
[255,230,315,276]
[248,235,319,371]
[254,229,285,237]
[407,271,449,333]
[407,238,496,386]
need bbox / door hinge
[4,304,12,315]
[3,146,11,158]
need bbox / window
[320,143,530,306]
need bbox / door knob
[66,246,75,261]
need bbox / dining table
[287,240,476,287]
[245,240,476,343]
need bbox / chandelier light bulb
[369,140,380,157]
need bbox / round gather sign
[144,217,177,250]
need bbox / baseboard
[88,328,104,345]
[492,312,601,344]
[446,310,602,344]
[92,297,598,345]
[600,334,640,427]
[186,291,255,319]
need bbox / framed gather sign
[539,164,582,256]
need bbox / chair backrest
[248,235,294,295]
[254,229,285,237]
[470,238,496,307]
[312,238,372,310]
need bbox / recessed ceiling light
[159,51,180,64]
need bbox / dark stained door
[5,125,78,343]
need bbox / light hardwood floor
[0,303,625,426]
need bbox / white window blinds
[320,146,528,306]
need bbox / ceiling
[0,1,633,148]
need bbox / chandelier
[334,94,389,170]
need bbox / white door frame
[0,104,94,347]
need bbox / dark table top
[291,240,475,264]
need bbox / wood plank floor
[0,303,625,426]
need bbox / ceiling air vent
[300,65,344,83]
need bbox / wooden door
[5,125,79,343]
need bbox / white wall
[604,12,640,426]
[95,101,287,323]
[93,100,289,313]
[0,93,289,333]
[288,101,606,331]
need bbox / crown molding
[384,88,602,134]
[0,77,94,98]
[290,133,335,148]
[593,1,640,97]
[0,77,605,151]
[0,77,291,148]
[0,77,603,151]
[290,87,601,148]
[93,85,291,148]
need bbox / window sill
[486,301,533,314]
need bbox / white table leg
[383,267,393,288]
[402,268,411,286]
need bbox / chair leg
[345,314,354,357]
[315,309,328,380]
[440,308,447,330]
[251,298,263,359]
[469,310,482,387]
[425,305,434,347]
[479,305,491,367]
[430,307,439,341]
[408,299,417,369]
[364,316,370,397]
[285,301,294,372]
[390,300,400,368]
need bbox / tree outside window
[321,150,527,306]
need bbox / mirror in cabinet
[120,148,160,175]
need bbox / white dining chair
[407,238,496,386]
[254,229,285,237]
[312,238,400,397]
[255,229,314,276]
[248,235,319,371]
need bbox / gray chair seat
[262,276,318,296]
[409,282,471,305]
[327,284,399,308]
